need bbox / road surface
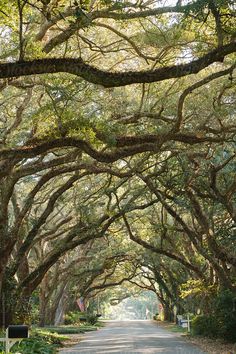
[59,320,206,354]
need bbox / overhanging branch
[0,42,235,86]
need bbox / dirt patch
[158,321,236,354]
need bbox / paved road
[59,320,206,354]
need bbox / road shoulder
[157,321,236,354]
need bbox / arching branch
[0,42,235,86]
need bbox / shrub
[2,329,68,354]
[191,290,236,343]
[64,311,100,325]
[153,313,160,321]
[214,290,236,342]
[32,329,68,344]
[12,338,58,354]
[191,315,220,337]
[86,314,98,325]
[64,311,81,324]
[64,311,86,325]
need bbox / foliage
[180,280,217,314]
[191,290,236,342]
[64,311,98,325]
[0,0,235,345]
[44,325,97,334]
[87,314,99,325]
[191,314,220,338]
[0,329,67,354]
[64,311,86,325]
[214,290,236,342]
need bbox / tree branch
[0,42,235,86]
[173,64,236,132]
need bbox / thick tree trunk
[39,290,48,327]
[0,291,12,328]
[0,270,17,328]
[163,305,173,322]
[54,292,67,325]
[0,270,37,328]
[0,291,31,328]
[38,273,51,327]
[51,285,68,325]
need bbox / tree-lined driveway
[59,320,206,353]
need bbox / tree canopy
[0,0,235,332]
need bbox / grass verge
[156,321,187,335]
[0,322,100,353]
[157,321,236,354]
[0,329,68,353]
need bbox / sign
[181,321,188,328]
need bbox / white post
[5,329,19,353]
[187,313,190,333]
[5,328,9,354]
[6,328,10,354]
[6,339,18,353]
[6,340,10,353]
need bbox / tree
[0,0,235,330]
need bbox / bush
[192,290,236,343]
[218,316,236,343]
[191,315,220,337]
[64,311,88,325]
[87,314,99,325]
[214,290,236,342]
[64,311,100,325]
[64,311,82,324]
[0,329,67,354]
[153,313,160,321]
[12,338,58,354]
[33,329,68,345]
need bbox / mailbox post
[0,325,29,353]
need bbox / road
[59,320,206,354]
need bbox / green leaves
[8,330,67,354]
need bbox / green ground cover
[44,324,99,334]
[0,324,99,353]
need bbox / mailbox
[7,325,29,339]
[0,325,29,353]
[79,316,87,322]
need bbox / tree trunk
[0,270,17,328]
[162,303,173,322]
[0,290,31,328]
[39,289,48,327]
[54,291,67,326]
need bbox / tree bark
[0,43,235,86]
